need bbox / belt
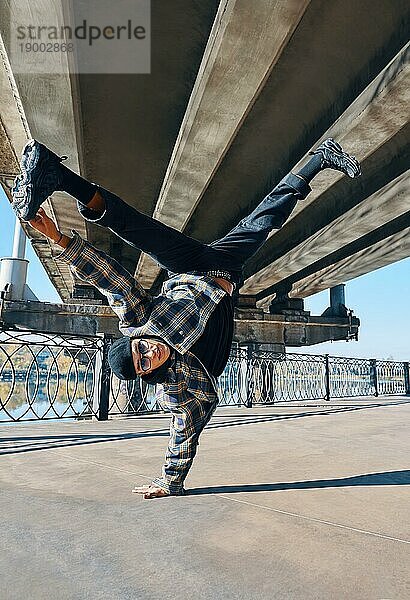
[182,269,237,289]
[205,270,233,280]
[206,271,236,294]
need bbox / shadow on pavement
[187,470,410,495]
[1,400,408,456]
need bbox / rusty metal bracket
[346,308,358,341]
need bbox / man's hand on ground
[132,484,170,499]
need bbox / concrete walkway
[1,397,409,599]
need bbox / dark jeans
[78,173,311,284]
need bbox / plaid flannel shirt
[58,233,227,495]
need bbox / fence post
[325,354,331,401]
[245,343,254,408]
[370,358,379,397]
[403,362,410,395]
[98,333,112,421]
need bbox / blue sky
[1,186,61,303]
[1,186,409,360]
[302,259,409,360]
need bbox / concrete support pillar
[269,286,305,314]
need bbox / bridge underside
[0,1,408,343]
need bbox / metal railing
[0,331,409,422]
[239,351,409,405]
[0,329,103,422]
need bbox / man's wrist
[52,232,72,249]
[52,231,63,244]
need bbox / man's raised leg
[208,138,361,273]
[12,140,211,275]
[13,138,360,281]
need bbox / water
[0,384,92,424]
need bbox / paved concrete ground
[0,397,409,600]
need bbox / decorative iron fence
[0,331,409,422]
[0,329,103,422]
[241,352,409,405]
[376,360,408,395]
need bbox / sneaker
[12,139,67,221]
[310,138,361,178]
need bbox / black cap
[108,336,137,380]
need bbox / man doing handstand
[12,138,360,498]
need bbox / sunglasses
[137,339,152,372]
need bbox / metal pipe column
[0,217,29,300]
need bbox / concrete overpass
[0,0,409,346]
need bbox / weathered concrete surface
[136,0,310,287]
[0,0,86,300]
[291,226,410,299]
[243,44,410,295]
[0,299,359,345]
[0,0,220,294]
[1,1,409,303]
[0,397,409,599]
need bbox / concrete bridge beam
[135,0,310,288]
[242,44,410,295]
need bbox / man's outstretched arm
[133,391,218,498]
[29,208,151,327]
[133,352,219,498]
